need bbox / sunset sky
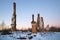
[0,0,60,29]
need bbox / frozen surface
[0,31,60,40]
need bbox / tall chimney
[13,2,16,30]
[11,2,16,31]
[37,13,40,32]
[32,14,34,22]
[13,2,16,15]
[41,17,44,32]
[31,14,37,33]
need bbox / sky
[0,0,60,29]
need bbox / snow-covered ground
[0,31,60,40]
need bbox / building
[37,14,40,32]
[11,2,16,31]
[31,14,37,33]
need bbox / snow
[0,32,60,40]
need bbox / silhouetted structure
[41,17,44,32]
[31,13,45,33]
[31,14,37,33]
[37,14,40,32]
[11,2,16,31]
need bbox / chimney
[13,2,16,15]
[11,2,16,31]
[41,17,44,32]
[31,14,37,33]
[37,13,40,32]
[32,14,34,22]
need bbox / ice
[0,32,60,40]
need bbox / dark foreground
[0,31,60,40]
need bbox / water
[0,31,60,40]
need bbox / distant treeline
[0,27,60,32]
[49,27,60,32]
[20,27,60,32]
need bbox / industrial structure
[11,2,16,31]
[10,2,44,32]
[41,17,44,32]
[31,13,44,33]
[37,14,40,32]
[31,14,37,33]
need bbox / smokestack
[31,14,37,33]
[37,13,40,32]
[41,17,44,32]
[37,14,40,27]
[13,2,16,29]
[13,2,16,15]
[41,17,43,22]
[11,2,16,31]
[32,14,34,22]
